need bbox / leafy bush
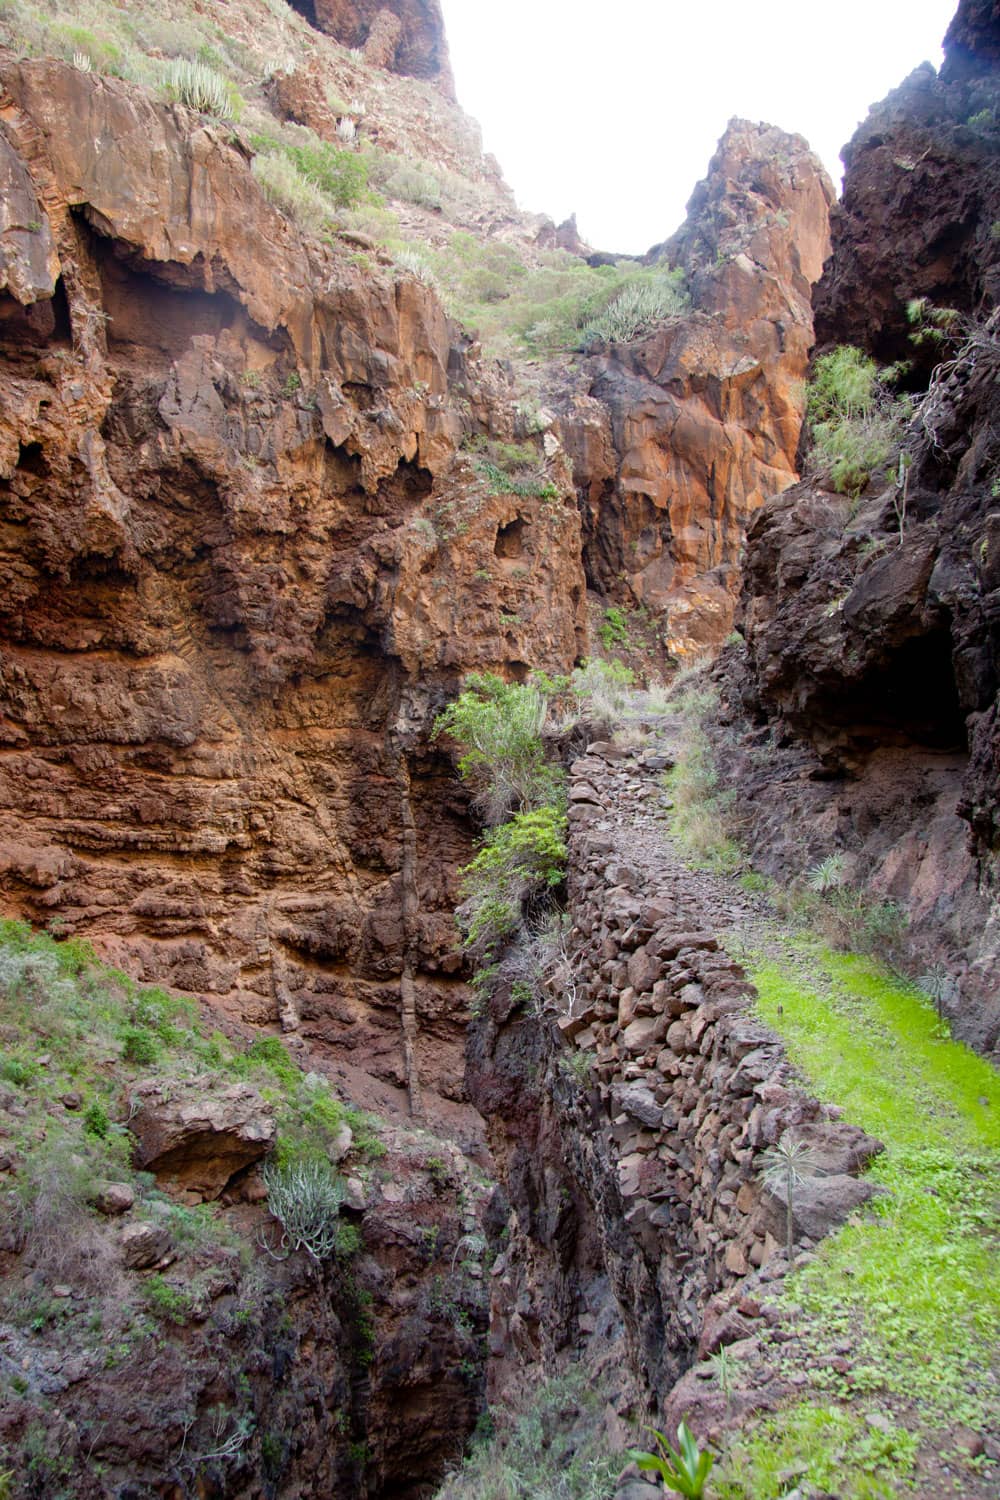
[269,137,368,209]
[382,161,442,210]
[144,1273,193,1324]
[252,151,335,233]
[598,606,630,649]
[262,1158,356,1262]
[459,804,568,961]
[249,131,368,232]
[434,672,558,824]
[807,345,880,423]
[805,346,908,498]
[569,657,636,723]
[164,59,240,120]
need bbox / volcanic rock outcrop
[563,121,833,654]
[813,0,1000,365]
[714,0,1000,1050]
[294,0,456,98]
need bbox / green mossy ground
[716,941,1000,1498]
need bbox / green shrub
[807,345,880,423]
[262,1158,356,1262]
[82,1097,111,1139]
[805,346,908,498]
[250,134,368,232]
[598,606,630,650]
[434,672,559,823]
[144,1273,193,1324]
[474,457,557,502]
[119,1025,159,1066]
[252,152,334,233]
[271,138,368,209]
[382,162,442,210]
[459,805,567,961]
[570,657,636,722]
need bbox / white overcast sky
[438,0,958,254]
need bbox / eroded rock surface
[0,56,586,1126]
[129,1078,276,1200]
[309,0,456,98]
[561,121,833,655]
[814,0,1000,364]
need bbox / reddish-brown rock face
[0,59,586,1124]
[942,0,1000,80]
[563,121,833,656]
[306,0,456,98]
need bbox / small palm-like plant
[759,1136,822,1266]
[805,853,846,893]
[629,1421,714,1498]
[917,965,959,1034]
[709,1344,734,1416]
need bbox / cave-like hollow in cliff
[287,0,319,26]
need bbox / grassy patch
[436,1363,620,1500]
[662,688,742,875]
[0,919,381,1293]
[717,1401,918,1499]
[723,940,1000,1493]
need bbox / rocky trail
[542,718,1000,1500]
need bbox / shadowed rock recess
[0,0,997,1494]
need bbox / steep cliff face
[563,122,833,655]
[813,0,1000,365]
[0,56,588,1130]
[714,0,1000,1050]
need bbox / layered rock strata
[0,55,587,1123]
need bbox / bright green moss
[726,941,1000,1493]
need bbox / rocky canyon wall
[0,39,838,1120]
[714,0,1000,1051]
[0,55,590,1129]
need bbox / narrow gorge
[0,1,997,1497]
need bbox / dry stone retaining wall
[471,732,881,1414]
